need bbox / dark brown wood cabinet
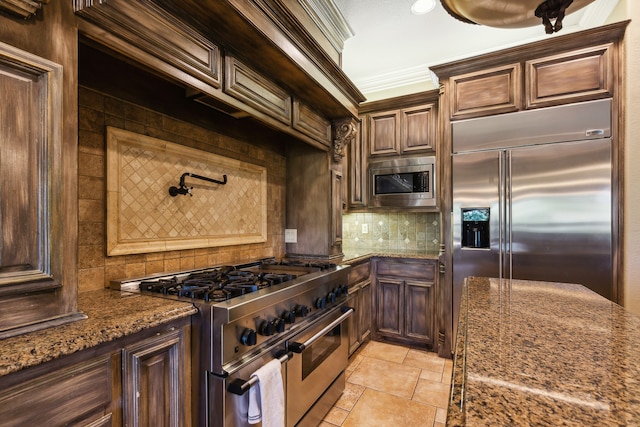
[525,43,614,109]
[0,1,82,339]
[122,326,191,427]
[365,101,437,157]
[0,318,192,427]
[372,258,436,349]
[347,260,372,356]
[449,63,521,120]
[346,91,439,212]
[0,354,117,427]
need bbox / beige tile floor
[321,341,453,427]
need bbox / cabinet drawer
[348,261,371,285]
[292,100,331,146]
[0,355,113,427]
[376,259,435,281]
[224,55,291,124]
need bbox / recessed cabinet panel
[122,327,189,427]
[224,55,292,125]
[451,64,521,119]
[376,278,403,336]
[526,44,613,108]
[405,280,433,343]
[0,41,83,338]
[402,104,435,153]
[369,111,399,155]
[293,100,331,146]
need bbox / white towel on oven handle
[247,358,285,427]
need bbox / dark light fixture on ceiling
[440,0,596,33]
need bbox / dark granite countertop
[342,248,440,265]
[448,277,640,426]
[0,289,197,377]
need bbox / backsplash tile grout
[342,212,440,252]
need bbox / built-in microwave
[368,157,436,208]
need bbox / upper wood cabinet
[450,64,521,120]
[292,99,332,147]
[366,101,437,157]
[0,38,84,338]
[224,55,292,125]
[525,43,614,109]
[433,22,627,121]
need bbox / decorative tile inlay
[106,127,267,255]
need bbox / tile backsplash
[342,212,441,252]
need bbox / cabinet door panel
[402,104,435,153]
[348,285,361,355]
[369,111,399,155]
[359,279,372,343]
[451,64,521,119]
[526,43,613,108]
[405,280,434,345]
[375,278,403,336]
[122,327,189,427]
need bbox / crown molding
[298,0,354,52]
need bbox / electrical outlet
[362,223,369,234]
[285,229,297,243]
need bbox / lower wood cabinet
[0,354,116,427]
[373,258,436,349]
[347,261,372,356]
[122,326,191,427]
[0,318,191,427]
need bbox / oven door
[286,305,353,427]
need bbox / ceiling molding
[354,63,435,93]
[298,0,354,52]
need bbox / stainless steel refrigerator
[452,99,615,336]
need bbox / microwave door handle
[288,307,354,353]
[226,351,293,396]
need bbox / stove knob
[259,320,275,336]
[333,286,342,298]
[282,310,296,324]
[341,284,349,296]
[274,318,285,333]
[315,297,326,309]
[240,328,257,346]
[326,291,336,304]
[296,305,308,317]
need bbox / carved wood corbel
[332,118,358,163]
[0,0,48,19]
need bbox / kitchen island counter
[449,277,640,426]
[0,289,197,377]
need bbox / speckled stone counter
[342,248,440,265]
[0,289,197,377]
[448,277,640,426]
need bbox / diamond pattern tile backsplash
[107,127,267,255]
[342,212,440,252]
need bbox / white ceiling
[332,0,620,98]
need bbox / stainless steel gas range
[112,258,352,427]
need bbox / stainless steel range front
[112,258,352,427]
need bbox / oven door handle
[227,351,293,396]
[288,306,354,353]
